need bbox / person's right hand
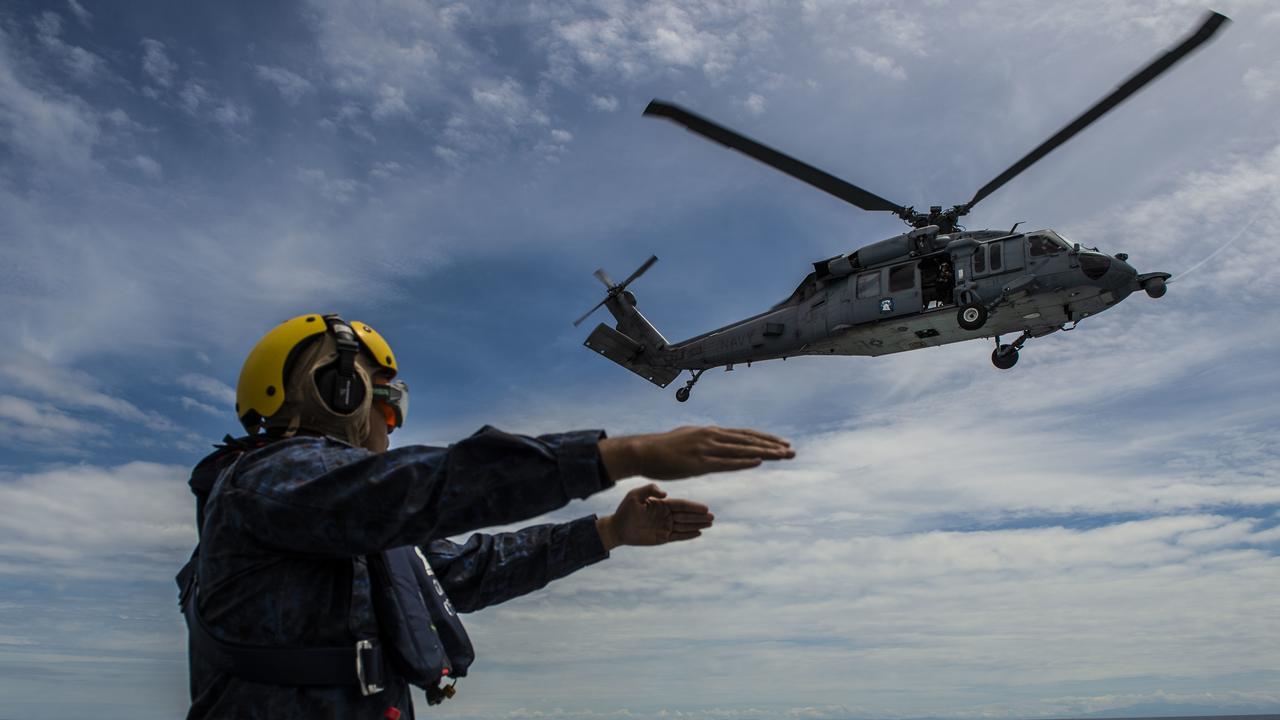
[598,426,794,481]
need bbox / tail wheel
[675,387,691,402]
[958,303,988,331]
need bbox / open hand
[599,425,794,482]
[596,484,714,550]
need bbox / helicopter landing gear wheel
[675,368,706,403]
[958,303,988,331]
[991,344,1019,370]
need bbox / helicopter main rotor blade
[644,100,908,217]
[618,254,658,289]
[965,10,1230,211]
[573,298,608,327]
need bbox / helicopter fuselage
[659,227,1160,369]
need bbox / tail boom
[584,322,682,387]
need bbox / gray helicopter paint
[581,227,1159,391]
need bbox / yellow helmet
[236,314,400,444]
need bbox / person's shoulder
[229,436,372,494]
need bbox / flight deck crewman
[176,314,794,719]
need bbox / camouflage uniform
[183,426,613,719]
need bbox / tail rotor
[573,255,658,327]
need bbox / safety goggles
[371,379,409,433]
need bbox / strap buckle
[355,639,384,696]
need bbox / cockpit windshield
[1028,230,1071,256]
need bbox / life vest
[368,545,475,696]
[177,436,473,704]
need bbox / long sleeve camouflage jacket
[183,426,613,720]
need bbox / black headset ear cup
[314,361,366,414]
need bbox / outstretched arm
[218,425,789,557]
[426,516,607,614]
[215,427,609,557]
[428,484,716,613]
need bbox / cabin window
[973,247,986,273]
[989,242,1003,271]
[888,263,915,293]
[856,271,881,298]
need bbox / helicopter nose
[1080,252,1136,289]
[1104,255,1138,295]
[1111,256,1137,283]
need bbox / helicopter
[575,11,1229,403]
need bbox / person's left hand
[596,483,714,551]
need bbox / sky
[1,1,1279,718]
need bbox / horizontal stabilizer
[584,324,682,388]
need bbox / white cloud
[297,167,361,204]
[306,0,458,122]
[178,80,208,114]
[743,92,766,115]
[102,107,143,131]
[66,0,92,28]
[371,83,410,120]
[319,102,375,141]
[472,77,540,127]
[179,396,222,416]
[369,160,402,180]
[129,154,162,180]
[536,127,576,163]
[542,1,774,83]
[34,11,104,82]
[177,81,251,129]
[852,46,907,81]
[0,394,103,436]
[434,144,462,165]
[211,99,251,127]
[1077,143,1280,295]
[870,8,928,56]
[590,94,619,112]
[140,38,176,88]
[176,373,235,406]
[453,511,1280,716]
[0,462,193,580]
[0,353,176,434]
[0,25,101,176]
[254,64,314,104]
[1243,63,1278,101]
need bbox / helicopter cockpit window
[1028,233,1064,257]
[856,271,880,299]
[888,263,915,293]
